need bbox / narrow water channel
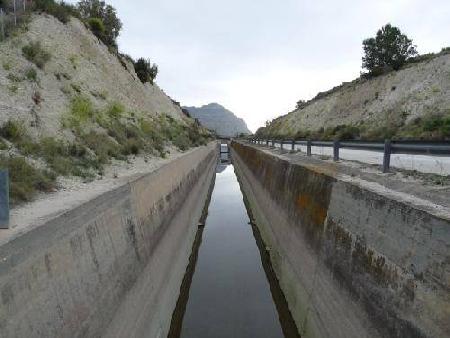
[168,146,299,338]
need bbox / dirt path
[0,148,187,245]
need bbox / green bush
[25,67,38,82]
[82,130,121,164]
[0,120,26,142]
[106,102,125,119]
[0,156,56,205]
[32,0,79,24]
[133,58,158,84]
[68,95,96,126]
[87,17,105,39]
[22,41,51,69]
[7,73,22,82]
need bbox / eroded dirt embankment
[232,141,450,338]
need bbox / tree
[133,58,158,85]
[362,24,417,75]
[77,0,122,49]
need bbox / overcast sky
[70,0,450,131]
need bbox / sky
[70,0,450,132]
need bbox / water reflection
[168,149,300,338]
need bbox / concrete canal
[168,146,300,338]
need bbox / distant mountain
[183,103,251,137]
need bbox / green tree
[77,0,122,49]
[133,58,158,85]
[362,24,417,75]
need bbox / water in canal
[168,147,300,338]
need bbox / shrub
[8,84,18,93]
[7,73,22,82]
[133,58,158,84]
[22,41,51,69]
[87,17,105,39]
[69,95,95,124]
[32,0,79,24]
[25,67,38,82]
[82,130,121,164]
[0,120,26,142]
[106,102,124,119]
[0,156,56,204]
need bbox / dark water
[169,148,299,338]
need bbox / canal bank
[0,143,218,338]
[231,141,450,338]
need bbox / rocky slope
[0,13,211,205]
[184,103,251,137]
[0,14,185,139]
[260,51,450,140]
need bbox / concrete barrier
[232,141,449,338]
[0,143,218,338]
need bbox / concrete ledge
[0,143,218,337]
[232,141,450,338]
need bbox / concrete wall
[232,141,450,338]
[0,143,218,338]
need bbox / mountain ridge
[184,103,251,137]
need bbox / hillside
[0,14,185,136]
[259,51,450,140]
[184,103,251,137]
[0,13,210,204]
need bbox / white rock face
[268,53,450,135]
[0,14,184,138]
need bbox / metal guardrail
[249,138,450,173]
[0,169,9,229]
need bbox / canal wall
[231,141,450,338]
[0,143,218,338]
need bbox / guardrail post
[383,139,392,173]
[333,140,340,161]
[0,169,9,229]
[307,140,312,156]
[291,140,295,151]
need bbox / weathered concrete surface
[0,142,218,338]
[232,141,450,338]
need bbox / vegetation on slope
[0,98,211,205]
[258,24,450,141]
[0,1,213,205]
[256,113,450,141]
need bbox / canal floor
[168,160,300,338]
